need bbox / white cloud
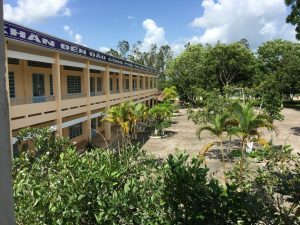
[99,47,110,52]
[4,0,71,23]
[189,0,296,48]
[141,19,167,52]
[64,25,83,44]
[128,16,135,20]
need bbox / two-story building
[4,21,159,151]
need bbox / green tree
[197,112,232,165]
[257,39,300,100]
[285,0,300,40]
[228,102,276,161]
[117,40,130,59]
[167,44,219,105]
[106,48,121,58]
[149,103,173,136]
[162,86,177,102]
[104,102,148,146]
[209,42,257,87]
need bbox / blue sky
[3,0,297,54]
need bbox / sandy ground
[142,108,300,178]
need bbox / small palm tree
[228,102,277,157]
[197,112,233,165]
[227,102,277,177]
[149,103,173,136]
[105,102,148,147]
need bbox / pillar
[105,65,110,104]
[119,68,123,97]
[129,71,133,100]
[52,53,62,136]
[84,60,91,141]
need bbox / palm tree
[104,102,148,147]
[228,102,277,156]
[149,103,173,136]
[227,102,277,177]
[197,112,233,165]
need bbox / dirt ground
[142,108,300,178]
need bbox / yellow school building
[4,21,159,151]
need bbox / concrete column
[52,53,62,136]
[104,65,111,140]
[119,68,123,97]
[84,60,91,141]
[104,65,110,106]
[129,71,133,100]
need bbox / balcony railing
[10,96,55,106]
[110,90,120,94]
[93,91,106,96]
[62,93,86,100]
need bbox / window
[125,79,130,90]
[150,79,153,88]
[90,77,95,93]
[97,77,102,92]
[67,76,81,94]
[140,79,143,89]
[9,72,15,98]
[49,74,53,95]
[64,66,83,71]
[8,58,19,65]
[28,60,52,68]
[116,78,119,91]
[110,78,113,91]
[69,123,82,139]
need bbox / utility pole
[0,0,16,224]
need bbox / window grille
[97,77,102,92]
[49,74,53,95]
[67,76,81,94]
[8,58,20,65]
[28,60,52,68]
[69,123,82,139]
[9,72,15,98]
[63,66,83,71]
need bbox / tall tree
[0,0,16,223]
[209,42,257,87]
[106,48,121,58]
[117,40,130,59]
[166,44,219,104]
[257,39,300,100]
[285,0,300,40]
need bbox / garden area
[12,39,300,224]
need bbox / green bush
[13,128,300,224]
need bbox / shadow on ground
[290,127,300,136]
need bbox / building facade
[4,21,159,149]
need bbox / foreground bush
[13,129,300,224]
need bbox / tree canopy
[285,0,300,40]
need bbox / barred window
[125,79,130,89]
[69,123,82,139]
[8,58,20,65]
[110,78,113,91]
[90,69,101,73]
[97,77,102,92]
[140,79,143,89]
[49,74,53,95]
[9,72,15,98]
[116,78,119,90]
[64,66,83,71]
[28,60,52,68]
[67,76,81,94]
